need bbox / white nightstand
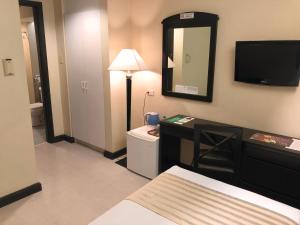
[127,125,159,179]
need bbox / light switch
[2,59,14,76]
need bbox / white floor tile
[0,142,149,225]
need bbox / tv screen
[235,41,300,86]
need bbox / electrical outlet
[147,89,155,96]
[161,115,167,119]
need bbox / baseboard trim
[61,135,75,143]
[76,139,104,153]
[49,135,75,143]
[0,182,42,208]
[104,148,126,160]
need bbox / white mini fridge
[127,125,159,179]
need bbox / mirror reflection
[162,12,219,102]
[169,27,211,96]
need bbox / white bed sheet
[89,166,300,225]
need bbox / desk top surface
[160,115,300,155]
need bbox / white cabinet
[127,126,159,179]
[63,0,106,149]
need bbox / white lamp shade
[108,49,147,71]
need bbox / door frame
[19,0,57,143]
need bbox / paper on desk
[286,139,300,151]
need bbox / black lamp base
[126,76,132,131]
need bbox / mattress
[88,166,300,225]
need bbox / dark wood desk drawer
[160,123,193,140]
[244,143,300,171]
[242,156,300,200]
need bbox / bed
[88,166,300,225]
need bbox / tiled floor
[0,142,149,225]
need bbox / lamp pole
[108,49,147,132]
[126,71,132,131]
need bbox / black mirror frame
[162,12,219,102]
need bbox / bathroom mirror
[162,12,219,102]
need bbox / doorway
[19,0,55,144]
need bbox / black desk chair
[193,124,243,185]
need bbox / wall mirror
[162,12,219,102]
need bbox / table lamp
[108,49,147,131]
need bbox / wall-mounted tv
[235,41,300,86]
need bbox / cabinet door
[63,0,106,148]
[242,150,300,201]
[64,9,90,143]
[83,9,106,149]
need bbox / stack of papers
[174,117,194,125]
[286,139,300,152]
[166,115,194,125]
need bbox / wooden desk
[159,115,300,209]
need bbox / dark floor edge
[115,157,127,168]
[49,135,75,143]
[0,182,42,208]
[61,135,75,143]
[104,148,127,160]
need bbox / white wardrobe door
[63,0,106,149]
[64,11,89,143]
[81,9,106,148]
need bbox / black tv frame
[235,40,300,87]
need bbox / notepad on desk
[166,115,195,125]
[286,139,300,152]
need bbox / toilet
[30,102,44,127]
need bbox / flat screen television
[235,41,300,86]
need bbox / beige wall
[173,28,184,88]
[53,0,71,135]
[39,0,66,136]
[0,0,37,197]
[19,5,32,19]
[27,22,40,85]
[20,0,71,136]
[173,27,210,95]
[108,0,300,150]
[107,0,132,152]
[21,24,36,104]
[181,27,210,95]
[99,0,113,152]
[22,0,71,136]
[21,19,42,104]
